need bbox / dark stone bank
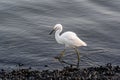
[0,63,120,80]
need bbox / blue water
[0,0,120,70]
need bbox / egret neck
[55,29,63,44]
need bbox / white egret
[49,24,87,68]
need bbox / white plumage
[59,31,87,48]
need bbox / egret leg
[54,49,66,60]
[74,48,80,68]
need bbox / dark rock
[0,63,119,80]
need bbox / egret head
[49,24,63,35]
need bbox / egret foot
[54,49,66,61]
[77,62,79,68]
[54,56,61,60]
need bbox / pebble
[0,63,119,80]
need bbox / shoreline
[0,63,120,80]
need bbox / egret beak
[49,29,55,35]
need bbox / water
[0,0,120,70]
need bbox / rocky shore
[0,63,120,80]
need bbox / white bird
[49,24,87,68]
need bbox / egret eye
[54,27,59,31]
